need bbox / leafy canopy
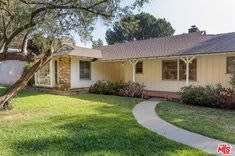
[105,12,175,45]
[0,0,150,107]
[92,38,104,48]
[0,0,150,58]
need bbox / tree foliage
[105,12,175,45]
[27,33,63,55]
[92,38,104,48]
[0,0,150,108]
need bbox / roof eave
[98,51,235,62]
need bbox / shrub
[216,87,235,109]
[89,81,144,98]
[120,82,145,98]
[89,81,128,95]
[229,74,235,90]
[180,84,235,109]
[181,85,218,107]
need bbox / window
[80,61,91,80]
[136,61,143,74]
[35,63,51,86]
[227,57,235,73]
[162,59,197,81]
[162,60,177,80]
[179,59,197,81]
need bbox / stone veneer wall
[58,56,71,89]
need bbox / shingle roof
[54,45,102,58]
[97,32,235,61]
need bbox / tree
[105,12,175,45]
[0,0,149,109]
[27,33,64,55]
[92,38,104,48]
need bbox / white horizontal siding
[71,57,95,88]
[70,57,124,89]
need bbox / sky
[75,0,235,47]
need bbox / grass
[0,85,7,93]
[0,87,211,156]
[156,101,235,144]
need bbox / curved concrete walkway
[133,100,235,155]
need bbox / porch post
[49,60,54,87]
[185,58,189,86]
[129,59,139,82]
[34,72,38,86]
[177,59,180,81]
[180,56,195,86]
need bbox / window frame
[135,61,143,74]
[162,59,197,81]
[35,61,53,87]
[227,57,235,74]
[162,60,178,80]
[79,60,91,80]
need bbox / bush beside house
[181,84,235,109]
[180,74,235,109]
[89,81,144,98]
[91,75,235,109]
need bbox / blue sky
[75,0,235,47]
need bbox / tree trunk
[0,50,53,109]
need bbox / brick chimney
[188,25,200,33]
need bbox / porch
[34,54,198,99]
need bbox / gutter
[95,51,235,63]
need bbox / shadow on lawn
[6,92,206,155]
[13,114,199,156]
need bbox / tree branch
[21,30,30,55]
[3,1,112,54]
[86,0,108,10]
[0,0,7,6]
[0,49,53,108]
[0,7,12,16]
[0,15,7,53]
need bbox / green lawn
[156,101,235,144]
[0,87,211,156]
[0,85,7,93]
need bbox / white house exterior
[34,31,235,97]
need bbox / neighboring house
[0,49,26,85]
[34,26,235,96]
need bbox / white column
[129,59,139,82]
[49,60,54,87]
[177,59,180,81]
[34,72,38,86]
[180,56,195,86]
[132,64,136,82]
[185,58,190,86]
